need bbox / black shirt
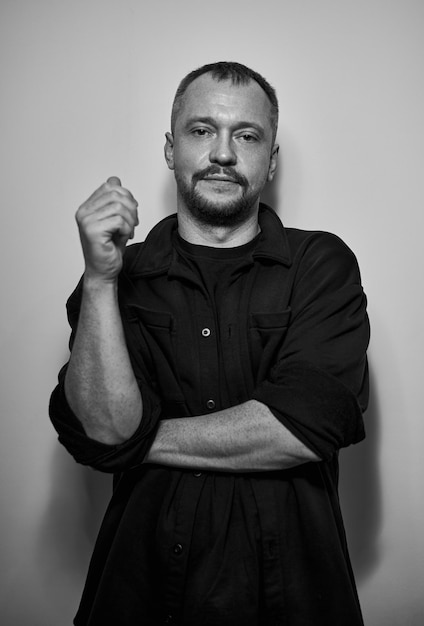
[50,205,369,625]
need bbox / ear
[267,143,279,182]
[164,132,175,170]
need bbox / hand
[75,177,139,282]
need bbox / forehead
[175,73,273,131]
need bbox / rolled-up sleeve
[252,232,370,460]
[49,282,162,474]
[49,365,161,473]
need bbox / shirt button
[206,399,216,410]
[193,472,202,477]
[201,327,211,337]
[173,543,183,555]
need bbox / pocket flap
[126,304,174,330]
[250,308,291,330]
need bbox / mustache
[192,165,247,187]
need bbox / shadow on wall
[37,445,112,612]
[161,176,176,218]
[259,159,281,215]
[339,359,382,584]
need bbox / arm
[146,232,368,473]
[64,177,142,444]
[145,400,321,472]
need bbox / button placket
[200,316,216,411]
[195,280,220,415]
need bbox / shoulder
[258,204,359,273]
[285,226,355,258]
[122,241,144,268]
[284,227,363,286]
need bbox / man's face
[165,73,278,228]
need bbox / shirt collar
[126,203,292,278]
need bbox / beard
[174,165,262,228]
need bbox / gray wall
[1,1,423,624]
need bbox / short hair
[171,61,279,141]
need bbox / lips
[193,167,247,187]
[202,175,239,184]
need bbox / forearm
[65,276,142,444]
[145,400,321,472]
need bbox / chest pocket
[249,308,291,384]
[124,304,187,415]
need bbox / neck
[177,209,261,248]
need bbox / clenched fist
[76,177,139,282]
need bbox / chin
[175,172,260,227]
[188,194,257,228]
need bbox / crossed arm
[144,401,320,472]
[65,278,320,472]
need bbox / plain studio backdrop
[1,1,423,624]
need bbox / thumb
[107,176,122,187]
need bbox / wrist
[82,274,120,306]
[83,272,119,292]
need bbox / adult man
[50,61,369,625]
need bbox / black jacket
[50,204,369,625]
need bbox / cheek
[174,141,209,169]
[245,158,272,188]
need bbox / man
[50,61,369,625]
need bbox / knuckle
[111,201,125,213]
[110,189,122,201]
[112,214,127,229]
[75,204,85,221]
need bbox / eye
[192,128,211,137]
[238,132,258,143]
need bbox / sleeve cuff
[49,370,162,473]
[251,361,365,461]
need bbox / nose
[209,132,237,166]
